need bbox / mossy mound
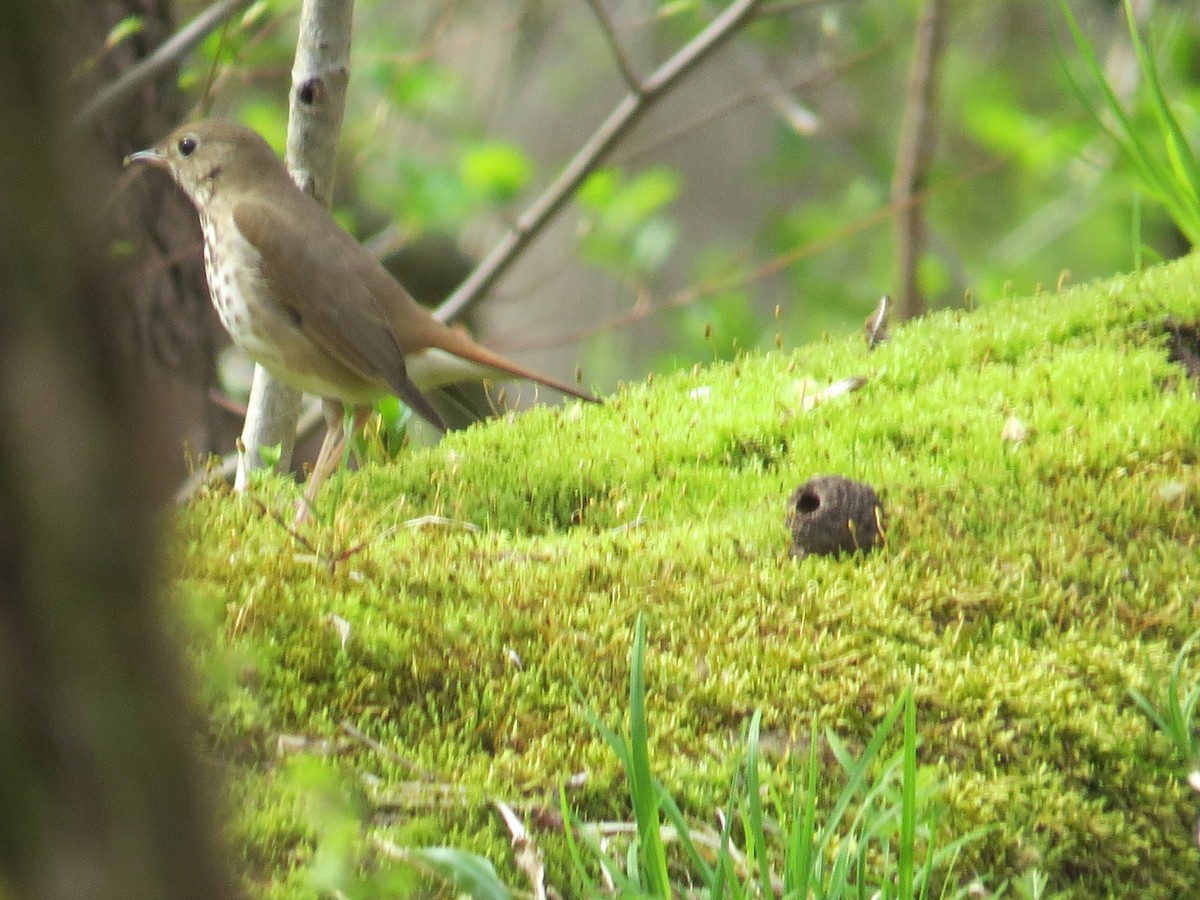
[177,255,1200,896]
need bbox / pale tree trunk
[236,0,355,488]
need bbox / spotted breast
[198,208,363,401]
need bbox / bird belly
[203,221,384,404]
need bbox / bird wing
[232,197,446,431]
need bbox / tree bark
[0,4,240,898]
[84,1,239,471]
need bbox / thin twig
[890,0,947,320]
[340,720,439,781]
[72,0,257,131]
[495,800,548,900]
[583,0,644,93]
[434,0,765,325]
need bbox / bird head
[125,120,283,206]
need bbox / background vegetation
[170,0,1200,388]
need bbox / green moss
[176,254,1200,895]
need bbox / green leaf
[577,167,681,277]
[577,168,620,209]
[658,0,698,16]
[404,847,513,899]
[387,61,461,115]
[104,16,143,50]
[461,141,532,204]
[630,218,677,272]
[237,101,288,155]
[382,158,476,230]
[108,239,136,259]
[616,168,680,221]
[628,613,671,898]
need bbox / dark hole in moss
[1164,316,1200,383]
[796,490,820,513]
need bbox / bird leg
[296,400,372,523]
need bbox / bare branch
[890,0,947,321]
[434,0,765,325]
[72,0,257,131]
[583,0,644,93]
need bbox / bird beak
[124,147,167,168]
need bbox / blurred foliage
[576,166,680,276]
[1060,0,1200,248]
[169,0,1200,387]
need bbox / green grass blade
[897,689,917,899]
[628,614,671,897]
[709,726,752,899]
[1131,627,1200,763]
[920,821,940,900]
[656,786,717,889]
[741,709,773,894]
[558,782,607,898]
[625,840,641,888]
[1128,686,1170,734]
[581,705,634,773]
[814,694,906,863]
[785,715,821,896]
[404,847,513,900]
[1166,628,1200,760]
[1055,1,1156,156]
[845,755,904,844]
[1055,0,1181,206]
[1122,1,1200,240]
[1057,0,1200,243]
[1122,0,1200,189]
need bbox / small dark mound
[787,475,885,559]
[1164,316,1200,384]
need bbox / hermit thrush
[127,120,598,508]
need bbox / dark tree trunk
[0,4,240,899]
[77,1,239,468]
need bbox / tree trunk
[81,1,239,469]
[0,4,240,898]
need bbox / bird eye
[178,136,198,157]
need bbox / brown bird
[127,120,598,510]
